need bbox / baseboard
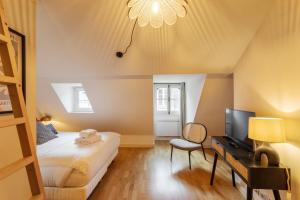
[120,134,155,148]
[120,135,211,148]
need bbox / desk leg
[210,152,218,185]
[188,151,192,170]
[273,190,281,200]
[170,145,173,162]
[231,169,236,187]
[247,187,253,200]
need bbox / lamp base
[254,144,280,166]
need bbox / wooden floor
[89,141,244,200]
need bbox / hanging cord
[123,19,137,54]
[116,19,138,58]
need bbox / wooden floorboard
[89,140,244,200]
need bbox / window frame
[155,84,181,115]
[169,86,181,113]
[155,86,169,113]
[72,86,93,113]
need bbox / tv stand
[229,141,239,149]
[210,136,290,200]
[222,136,243,149]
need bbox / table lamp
[248,117,286,166]
[40,115,52,123]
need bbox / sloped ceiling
[37,0,273,77]
[37,0,273,135]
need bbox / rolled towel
[80,129,97,138]
[75,134,101,145]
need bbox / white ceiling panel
[37,0,273,77]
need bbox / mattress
[44,150,118,200]
[37,132,120,187]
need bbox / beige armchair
[170,122,207,169]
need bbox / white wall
[234,0,300,198]
[38,76,154,134]
[194,75,234,146]
[153,74,206,123]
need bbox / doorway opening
[153,74,206,140]
[154,83,185,138]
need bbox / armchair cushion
[170,138,202,151]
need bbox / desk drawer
[226,153,248,181]
[212,141,224,157]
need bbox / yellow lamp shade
[248,117,286,143]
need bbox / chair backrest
[183,123,207,144]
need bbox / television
[225,108,256,152]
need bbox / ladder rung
[0,34,8,43]
[0,156,34,181]
[0,117,25,128]
[0,75,18,85]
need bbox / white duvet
[37,132,120,187]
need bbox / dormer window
[51,83,94,113]
[73,87,93,113]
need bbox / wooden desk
[210,136,290,200]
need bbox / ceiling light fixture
[127,0,188,28]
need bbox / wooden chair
[170,122,207,169]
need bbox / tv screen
[225,108,256,151]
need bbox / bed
[37,132,120,200]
